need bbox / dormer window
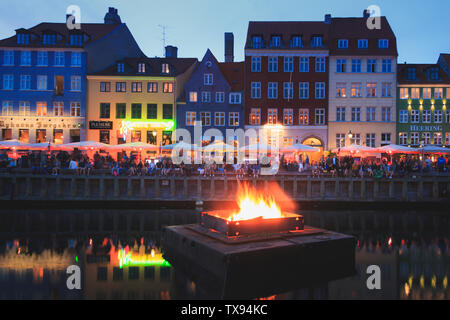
[251,36,263,49]
[42,33,56,45]
[17,33,29,45]
[379,39,389,49]
[429,68,439,81]
[117,63,124,73]
[138,63,146,73]
[311,36,323,48]
[271,36,281,48]
[69,34,82,46]
[407,68,416,80]
[162,63,170,74]
[338,39,348,49]
[358,39,368,49]
[291,36,302,48]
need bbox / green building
[397,57,450,147]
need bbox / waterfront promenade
[1,172,449,203]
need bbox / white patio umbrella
[280,143,320,153]
[62,141,110,150]
[0,139,33,149]
[239,143,275,152]
[203,141,235,153]
[332,144,379,155]
[107,142,159,151]
[27,142,73,151]
[376,144,419,154]
[160,141,200,151]
[420,145,450,154]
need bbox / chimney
[104,7,122,24]
[363,9,370,19]
[225,32,234,63]
[324,14,331,24]
[165,46,178,58]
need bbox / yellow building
[87,51,196,157]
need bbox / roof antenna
[158,25,168,57]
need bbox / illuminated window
[53,101,64,116]
[336,83,346,97]
[283,108,293,126]
[138,63,146,73]
[215,112,225,126]
[200,112,211,126]
[268,108,278,124]
[423,88,431,99]
[116,82,126,92]
[434,88,443,99]
[299,109,309,125]
[36,129,46,143]
[148,82,158,93]
[411,88,420,99]
[229,112,239,126]
[336,133,345,148]
[36,102,47,116]
[399,88,409,99]
[162,63,170,74]
[249,108,260,125]
[351,83,362,98]
[186,112,196,126]
[434,132,442,145]
[366,82,377,97]
[189,91,197,102]
[19,129,29,143]
[131,82,142,93]
[163,82,173,93]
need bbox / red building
[244,20,330,152]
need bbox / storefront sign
[410,125,443,132]
[90,121,113,130]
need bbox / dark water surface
[0,208,448,300]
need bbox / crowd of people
[0,149,449,178]
[281,154,449,178]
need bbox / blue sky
[0,0,448,63]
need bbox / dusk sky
[0,0,448,63]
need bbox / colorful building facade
[86,51,197,154]
[397,61,450,147]
[176,48,244,144]
[327,12,398,150]
[0,8,144,144]
[244,21,330,153]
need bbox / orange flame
[227,184,294,221]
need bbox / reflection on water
[0,209,448,300]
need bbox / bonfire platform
[162,224,356,299]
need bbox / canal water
[0,208,448,300]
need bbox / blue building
[0,7,144,144]
[176,40,244,145]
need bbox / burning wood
[201,184,304,237]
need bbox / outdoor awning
[280,143,320,153]
[420,146,450,154]
[61,141,110,150]
[332,144,379,155]
[107,142,159,151]
[375,144,419,154]
[203,141,235,153]
[0,140,33,150]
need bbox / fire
[227,185,284,221]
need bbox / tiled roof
[329,17,398,56]
[397,63,450,85]
[245,21,330,50]
[89,57,198,77]
[0,22,122,48]
[218,61,245,91]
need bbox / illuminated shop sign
[117,249,171,268]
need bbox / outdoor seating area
[0,140,449,178]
